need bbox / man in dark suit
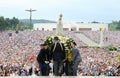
[50,36,65,76]
[44,43,51,75]
[71,42,82,76]
[37,43,50,76]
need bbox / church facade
[33,23,108,31]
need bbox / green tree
[5,18,11,26]
[0,16,6,30]
[0,16,19,30]
[11,17,19,29]
[91,21,99,23]
[116,21,120,30]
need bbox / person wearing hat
[50,36,65,76]
[37,43,50,76]
[44,43,51,76]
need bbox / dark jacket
[44,48,50,62]
[72,47,82,63]
[37,48,50,64]
[50,42,65,61]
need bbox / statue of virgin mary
[56,14,64,36]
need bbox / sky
[0,0,120,23]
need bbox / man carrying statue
[50,36,66,76]
[38,14,82,76]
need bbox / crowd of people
[0,30,54,76]
[0,30,120,76]
[81,31,120,47]
[78,47,120,76]
[80,31,100,43]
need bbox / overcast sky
[0,0,120,23]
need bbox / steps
[75,32,99,46]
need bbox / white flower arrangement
[44,35,74,61]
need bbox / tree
[11,17,19,29]
[0,16,19,30]
[0,16,6,30]
[116,21,120,30]
[5,18,11,26]
[91,21,99,23]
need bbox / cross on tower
[25,8,36,27]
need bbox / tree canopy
[109,21,120,30]
[0,16,19,30]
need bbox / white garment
[49,63,53,70]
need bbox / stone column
[99,28,104,47]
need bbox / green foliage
[108,23,117,31]
[0,17,56,30]
[18,19,56,30]
[0,16,19,30]
[118,54,120,63]
[105,46,117,51]
[44,36,54,45]
[109,21,120,30]
[91,21,99,23]
[44,36,74,50]
[44,36,74,61]
[89,46,100,48]
[65,38,74,50]
[19,19,56,26]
